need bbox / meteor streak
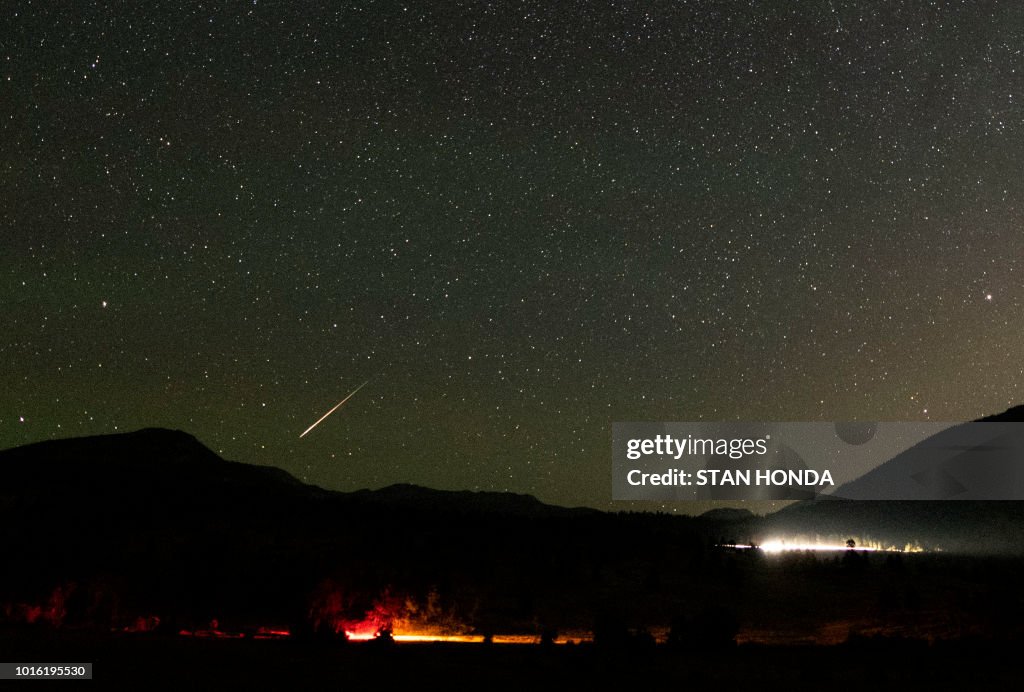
[299,378,373,438]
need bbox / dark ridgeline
[762,404,1024,553]
[0,428,331,633]
[3,413,1024,651]
[0,428,707,637]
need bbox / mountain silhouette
[762,405,1024,552]
[4,419,1024,640]
[0,428,616,632]
[831,405,1024,500]
[344,482,596,519]
[0,428,588,522]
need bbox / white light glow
[758,540,877,553]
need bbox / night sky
[4,1,1023,512]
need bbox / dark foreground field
[6,429,1024,688]
[3,628,1023,689]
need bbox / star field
[3,1,1024,511]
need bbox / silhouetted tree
[372,625,394,645]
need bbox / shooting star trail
[299,378,373,438]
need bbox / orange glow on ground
[344,631,591,644]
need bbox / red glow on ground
[252,627,291,639]
[171,625,588,644]
[178,628,246,639]
[121,616,161,633]
[176,623,291,639]
[4,586,69,627]
[178,619,244,639]
[307,582,409,639]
